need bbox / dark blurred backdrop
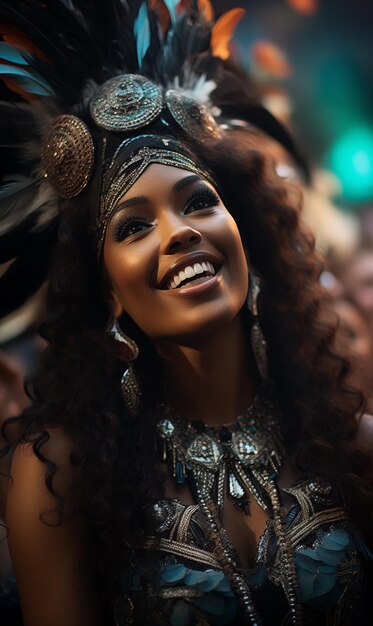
[216,0,373,205]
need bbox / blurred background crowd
[1,0,373,623]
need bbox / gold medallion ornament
[165,89,222,142]
[89,74,163,132]
[41,114,94,198]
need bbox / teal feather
[315,546,346,566]
[0,64,55,96]
[134,2,151,67]
[170,600,193,626]
[163,0,179,25]
[296,568,315,602]
[199,571,225,592]
[161,563,186,583]
[183,570,208,586]
[294,528,353,608]
[322,529,350,550]
[194,591,225,615]
[0,42,28,65]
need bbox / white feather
[169,73,217,105]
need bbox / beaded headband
[97,135,217,254]
[40,74,221,253]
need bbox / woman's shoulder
[7,426,76,520]
[6,428,101,625]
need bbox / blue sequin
[176,461,185,485]
[294,528,352,610]
[159,563,237,625]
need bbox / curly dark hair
[4,130,373,617]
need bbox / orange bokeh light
[287,0,319,15]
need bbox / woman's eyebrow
[172,174,202,194]
[114,195,149,213]
[114,175,203,215]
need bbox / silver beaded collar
[157,389,285,513]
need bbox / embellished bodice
[116,481,371,625]
[114,392,372,625]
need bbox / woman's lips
[167,260,216,290]
[158,253,223,290]
[161,269,223,296]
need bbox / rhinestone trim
[97,141,215,253]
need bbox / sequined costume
[115,395,372,625]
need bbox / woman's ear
[111,289,125,318]
[243,245,251,271]
[102,266,125,318]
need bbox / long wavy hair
[4,130,373,615]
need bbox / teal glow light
[328,127,373,201]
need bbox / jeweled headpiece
[40,73,221,252]
[0,0,307,318]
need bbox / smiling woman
[0,2,372,626]
[104,164,249,342]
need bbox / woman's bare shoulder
[9,426,75,504]
[6,428,100,625]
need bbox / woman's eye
[184,189,220,214]
[114,217,152,242]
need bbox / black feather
[0,219,58,319]
[212,62,310,180]
[153,13,211,83]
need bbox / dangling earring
[107,319,141,416]
[247,273,268,381]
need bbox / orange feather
[0,23,48,61]
[198,0,214,22]
[149,0,171,33]
[0,23,47,98]
[0,74,34,100]
[211,8,245,60]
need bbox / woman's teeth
[167,261,216,290]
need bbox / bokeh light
[327,126,373,202]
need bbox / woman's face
[332,299,373,392]
[103,163,249,343]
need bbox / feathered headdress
[0,0,307,319]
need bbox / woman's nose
[161,216,202,254]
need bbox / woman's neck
[154,316,256,426]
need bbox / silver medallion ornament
[41,114,94,198]
[186,434,222,469]
[158,419,175,439]
[158,389,284,511]
[231,431,259,464]
[90,74,163,132]
[166,89,222,142]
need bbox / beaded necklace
[157,389,303,625]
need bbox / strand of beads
[194,481,263,626]
[265,478,303,625]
